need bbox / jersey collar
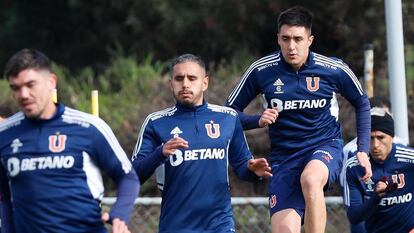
[25,103,65,123]
[279,51,315,72]
[175,100,208,112]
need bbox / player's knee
[300,171,325,192]
[271,209,301,233]
[272,222,301,233]
[301,161,328,191]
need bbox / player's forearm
[109,169,140,223]
[233,160,261,182]
[347,194,381,224]
[236,110,261,130]
[355,96,371,153]
[132,146,165,184]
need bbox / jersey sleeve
[335,61,370,154]
[89,117,140,223]
[89,117,136,181]
[344,162,380,224]
[226,64,261,130]
[340,138,358,188]
[131,117,166,184]
[228,116,260,182]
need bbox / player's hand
[375,176,398,197]
[162,136,188,157]
[375,179,388,197]
[247,158,272,177]
[258,108,278,127]
[101,213,131,233]
[356,151,372,182]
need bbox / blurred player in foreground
[0,48,139,233]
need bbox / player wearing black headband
[344,108,414,233]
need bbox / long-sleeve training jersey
[132,102,259,233]
[226,51,370,164]
[0,104,139,233]
[344,143,414,233]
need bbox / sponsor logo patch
[7,155,75,177]
[379,193,412,206]
[364,178,375,192]
[270,98,327,112]
[273,78,284,94]
[170,126,183,138]
[169,148,226,166]
[10,139,23,153]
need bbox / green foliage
[50,55,167,155]
[0,79,17,114]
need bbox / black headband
[371,108,394,137]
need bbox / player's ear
[308,35,314,47]
[48,73,57,90]
[169,77,173,91]
[202,75,209,91]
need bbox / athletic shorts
[268,139,344,219]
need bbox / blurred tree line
[0,0,413,196]
[1,0,412,71]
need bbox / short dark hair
[278,6,313,33]
[4,48,51,79]
[169,54,206,78]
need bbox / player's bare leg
[271,208,301,233]
[300,160,329,233]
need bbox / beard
[174,91,195,107]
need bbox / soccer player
[226,6,371,233]
[132,54,272,232]
[0,49,139,233]
[344,108,414,232]
[340,96,407,233]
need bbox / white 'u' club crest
[48,133,67,153]
[205,121,220,139]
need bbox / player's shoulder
[312,52,349,72]
[62,106,100,128]
[343,138,358,152]
[344,154,360,170]
[393,136,408,146]
[207,103,238,117]
[62,106,118,140]
[147,106,177,122]
[395,144,414,157]
[0,112,25,133]
[248,51,282,73]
